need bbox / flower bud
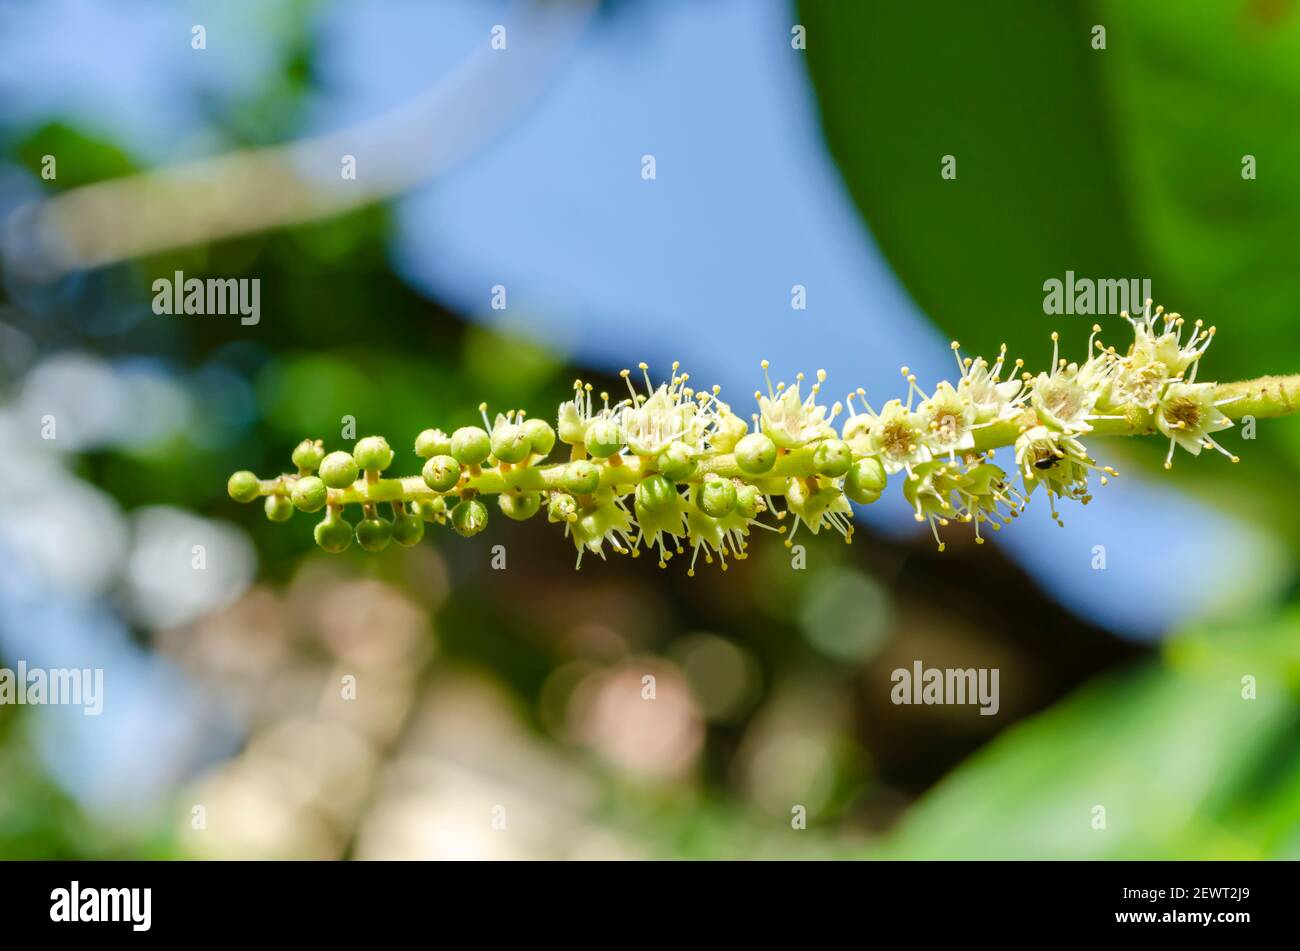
[735,432,777,474]
[319,451,359,489]
[655,442,697,481]
[585,419,623,458]
[415,428,451,459]
[813,438,852,478]
[391,512,425,547]
[734,483,764,519]
[356,516,393,551]
[264,494,294,522]
[521,418,557,458]
[490,422,532,464]
[845,456,887,504]
[697,476,738,518]
[413,497,447,522]
[452,498,489,537]
[636,474,678,513]
[422,455,462,493]
[547,492,578,523]
[291,439,325,472]
[291,475,328,513]
[353,435,394,472]
[499,490,542,521]
[314,511,353,553]
[711,412,748,453]
[227,470,260,503]
[563,460,601,494]
[450,426,491,466]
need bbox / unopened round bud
[563,459,601,494]
[314,513,353,553]
[451,498,489,537]
[319,451,359,489]
[391,512,425,547]
[413,497,447,522]
[845,456,887,504]
[655,442,697,481]
[356,516,393,552]
[711,413,748,453]
[735,432,778,474]
[353,436,394,472]
[547,492,578,523]
[227,470,260,503]
[584,419,623,458]
[813,438,852,478]
[450,426,491,466]
[291,475,328,513]
[734,483,765,519]
[422,455,462,493]
[291,439,325,472]
[264,494,294,522]
[636,474,679,513]
[521,418,556,458]
[415,428,451,459]
[490,422,532,464]
[697,476,738,518]
[499,491,542,521]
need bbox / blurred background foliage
[0,0,1297,859]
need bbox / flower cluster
[227,301,1242,569]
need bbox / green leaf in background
[800,0,1300,537]
[873,609,1300,859]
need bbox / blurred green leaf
[873,608,1300,858]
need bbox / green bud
[422,455,462,493]
[450,426,491,466]
[353,435,394,472]
[451,498,489,537]
[547,492,578,523]
[499,490,542,521]
[291,475,328,513]
[845,456,887,504]
[392,513,425,547]
[563,459,601,494]
[697,476,738,518]
[264,494,294,522]
[735,432,778,474]
[413,497,447,522]
[813,438,852,478]
[490,422,532,464]
[314,511,353,553]
[291,439,325,472]
[734,483,764,520]
[227,470,261,503]
[655,442,697,481]
[415,428,451,459]
[319,451,359,489]
[521,418,556,458]
[356,516,393,552]
[711,413,749,453]
[636,474,679,513]
[584,419,623,458]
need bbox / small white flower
[918,380,975,459]
[756,363,835,449]
[953,342,1025,423]
[866,398,931,475]
[1154,381,1237,468]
